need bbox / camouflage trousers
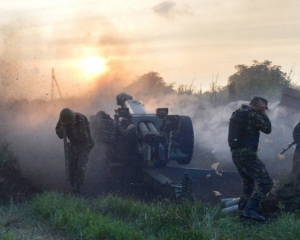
[231,148,273,209]
[291,145,300,180]
[68,147,91,193]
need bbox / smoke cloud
[0,80,297,194]
[0,4,298,196]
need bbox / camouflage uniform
[94,111,116,144]
[229,104,273,210]
[291,122,300,179]
[94,111,116,166]
[92,111,137,167]
[55,112,94,194]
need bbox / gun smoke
[0,82,297,196]
[0,13,298,197]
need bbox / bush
[0,142,39,202]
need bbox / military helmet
[250,97,269,110]
[59,108,76,124]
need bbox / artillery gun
[90,92,194,169]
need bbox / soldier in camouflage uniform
[291,121,300,179]
[228,97,273,221]
[93,111,116,166]
[96,111,137,165]
[55,108,94,195]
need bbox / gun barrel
[146,122,160,135]
[124,99,148,115]
[138,121,161,143]
[138,122,149,135]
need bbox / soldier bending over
[55,108,94,195]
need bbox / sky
[1,0,300,99]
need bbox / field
[0,191,300,240]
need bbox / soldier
[55,108,94,195]
[93,111,116,166]
[228,97,274,221]
[291,120,300,179]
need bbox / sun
[79,56,107,77]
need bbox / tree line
[125,60,297,106]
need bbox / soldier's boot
[241,198,265,221]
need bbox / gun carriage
[90,92,194,169]
[89,93,194,199]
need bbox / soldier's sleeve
[55,120,64,139]
[293,123,300,144]
[73,116,90,143]
[248,112,272,134]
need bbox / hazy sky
[1,0,300,99]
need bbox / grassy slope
[1,192,300,240]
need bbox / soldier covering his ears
[55,108,94,195]
[228,97,273,221]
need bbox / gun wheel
[176,116,194,165]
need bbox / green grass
[0,198,68,239]
[27,191,300,240]
[1,141,300,239]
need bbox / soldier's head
[96,111,109,119]
[249,97,269,110]
[59,108,76,125]
[120,118,130,128]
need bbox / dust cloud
[0,79,298,194]
[0,10,142,101]
[130,92,298,179]
[0,12,142,194]
[100,90,298,179]
[0,93,116,193]
[0,12,298,195]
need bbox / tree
[177,79,196,95]
[124,72,175,98]
[227,60,291,101]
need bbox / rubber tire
[176,116,194,165]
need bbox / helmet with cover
[59,108,76,124]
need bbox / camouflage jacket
[228,104,271,151]
[55,112,94,150]
[293,122,300,144]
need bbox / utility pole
[51,68,63,100]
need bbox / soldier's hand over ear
[256,100,266,115]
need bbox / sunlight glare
[79,56,107,77]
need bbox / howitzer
[280,141,296,155]
[62,125,70,181]
[90,92,194,168]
